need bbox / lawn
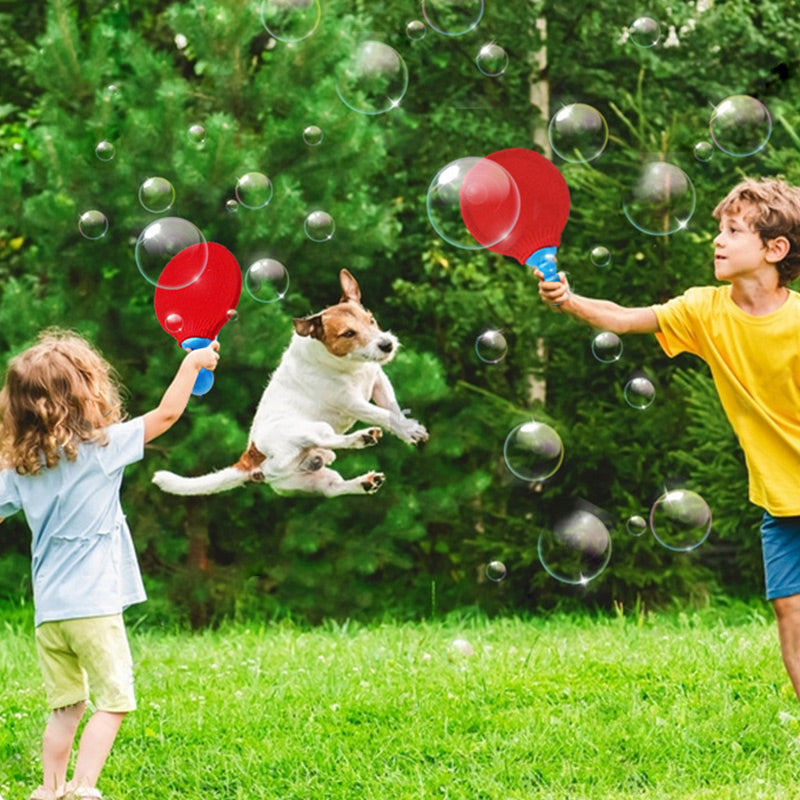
[2,602,800,799]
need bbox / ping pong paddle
[459,148,571,281]
[154,242,242,395]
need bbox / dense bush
[0,0,798,624]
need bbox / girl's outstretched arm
[143,342,220,443]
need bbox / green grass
[3,603,800,799]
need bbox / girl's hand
[186,340,220,372]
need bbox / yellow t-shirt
[652,285,800,516]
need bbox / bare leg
[42,702,85,793]
[773,594,800,701]
[70,711,126,788]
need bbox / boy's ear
[766,236,791,263]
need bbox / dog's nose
[378,340,394,354]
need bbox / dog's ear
[339,269,362,305]
[293,313,325,340]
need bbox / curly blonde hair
[0,329,125,475]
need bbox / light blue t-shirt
[0,417,146,626]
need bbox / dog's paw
[362,471,385,494]
[362,427,383,447]
[300,454,325,472]
[395,418,429,446]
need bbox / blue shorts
[761,512,800,601]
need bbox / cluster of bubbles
[79,5,739,599]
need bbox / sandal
[60,783,102,799]
[29,789,58,800]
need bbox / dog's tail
[152,466,249,495]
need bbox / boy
[537,177,800,703]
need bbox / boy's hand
[185,340,220,372]
[535,268,572,309]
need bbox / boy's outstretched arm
[143,342,220,443]
[536,270,660,335]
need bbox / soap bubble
[235,172,273,209]
[475,329,507,363]
[134,217,208,289]
[406,19,427,40]
[94,141,115,161]
[476,43,508,77]
[548,103,608,163]
[590,245,611,267]
[422,0,484,36]
[623,162,696,236]
[503,421,564,482]
[226,309,239,323]
[336,41,408,115]
[486,560,507,582]
[538,509,612,585]
[303,125,323,146]
[427,156,520,250]
[710,95,772,157]
[164,313,184,334]
[304,210,335,241]
[78,210,109,240]
[629,16,660,48]
[624,375,656,409]
[694,141,714,162]
[188,124,206,145]
[260,0,321,43]
[650,489,712,551]
[138,177,175,213]
[626,515,647,536]
[591,331,623,363]
[225,199,239,213]
[244,258,289,303]
[446,637,475,669]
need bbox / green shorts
[35,614,136,712]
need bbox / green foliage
[1,0,799,622]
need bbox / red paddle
[154,242,242,395]
[460,148,570,281]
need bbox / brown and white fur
[152,269,428,497]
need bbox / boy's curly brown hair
[713,177,800,286]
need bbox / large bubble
[134,217,208,289]
[421,0,484,37]
[427,157,520,250]
[649,489,712,551]
[548,104,608,163]
[538,509,612,585]
[623,162,696,236]
[260,0,321,43]
[336,41,408,115]
[710,95,772,157]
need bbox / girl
[0,329,220,800]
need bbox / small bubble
[95,141,115,161]
[78,210,109,240]
[476,43,508,77]
[303,125,323,146]
[304,210,335,241]
[138,177,175,214]
[629,16,660,48]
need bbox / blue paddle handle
[525,246,560,281]
[180,336,214,396]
